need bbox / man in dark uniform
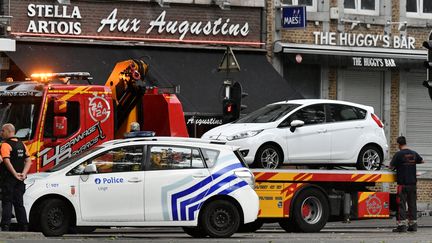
[0,123,32,231]
[390,136,424,233]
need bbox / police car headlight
[234,170,255,189]
[227,130,263,141]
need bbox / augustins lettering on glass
[26,4,82,35]
[97,9,250,40]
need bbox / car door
[326,104,366,162]
[144,145,211,222]
[283,104,331,163]
[77,145,145,222]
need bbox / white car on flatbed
[24,137,258,238]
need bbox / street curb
[0,232,45,239]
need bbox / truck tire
[356,145,382,171]
[253,144,283,169]
[182,226,208,238]
[237,219,263,233]
[201,200,240,238]
[39,198,71,236]
[291,188,329,233]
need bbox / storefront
[3,0,302,137]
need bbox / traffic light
[423,37,432,100]
[222,81,248,123]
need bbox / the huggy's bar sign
[10,1,262,46]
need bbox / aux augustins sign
[10,1,261,46]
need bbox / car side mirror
[84,164,97,174]
[290,120,305,133]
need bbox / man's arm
[21,157,32,179]
[3,158,20,180]
[389,152,399,170]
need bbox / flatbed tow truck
[241,168,396,233]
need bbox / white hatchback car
[24,137,258,238]
[202,99,388,170]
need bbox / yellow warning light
[31,73,54,82]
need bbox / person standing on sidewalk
[0,123,32,231]
[390,136,424,233]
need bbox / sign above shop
[282,6,306,29]
[352,57,397,68]
[10,1,262,47]
[313,31,416,49]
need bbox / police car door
[78,145,145,222]
[144,145,211,222]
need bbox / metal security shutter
[406,71,432,171]
[338,70,384,118]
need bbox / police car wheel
[39,198,71,236]
[237,220,263,233]
[182,226,208,238]
[201,200,240,238]
[291,188,329,233]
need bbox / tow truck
[0,59,188,173]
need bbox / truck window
[44,100,80,138]
[148,146,205,170]
[68,146,144,175]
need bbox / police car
[24,137,259,238]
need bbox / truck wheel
[182,226,208,238]
[279,218,299,232]
[237,220,263,233]
[356,145,382,171]
[201,200,240,238]
[253,144,283,169]
[39,199,71,236]
[291,188,329,233]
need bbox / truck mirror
[54,100,67,114]
[53,116,68,137]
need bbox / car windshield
[235,103,300,123]
[0,97,41,140]
[49,146,104,172]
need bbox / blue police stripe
[171,163,242,220]
[187,180,249,220]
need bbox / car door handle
[128,178,142,183]
[193,174,207,179]
[317,129,327,133]
[355,126,364,129]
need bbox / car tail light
[371,113,384,128]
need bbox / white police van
[24,137,259,238]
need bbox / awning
[7,42,303,114]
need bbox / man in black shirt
[390,136,424,233]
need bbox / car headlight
[227,130,263,141]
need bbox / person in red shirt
[0,123,32,232]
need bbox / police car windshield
[0,97,41,140]
[235,103,300,123]
[49,147,103,172]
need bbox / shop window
[149,146,205,170]
[344,0,379,15]
[282,0,317,12]
[406,0,432,18]
[68,146,144,175]
[44,100,80,138]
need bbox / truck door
[78,145,145,222]
[144,145,211,221]
[38,95,82,171]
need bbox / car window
[67,146,144,175]
[235,104,300,123]
[285,104,325,125]
[201,148,220,168]
[148,146,205,170]
[327,104,366,122]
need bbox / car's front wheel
[182,226,208,238]
[39,198,71,236]
[201,200,240,238]
[356,145,382,171]
[253,144,283,169]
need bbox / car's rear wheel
[356,145,382,171]
[253,144,283,169]
[182,226,208,238]
[201,200,240,238]
[39,198,71,236]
